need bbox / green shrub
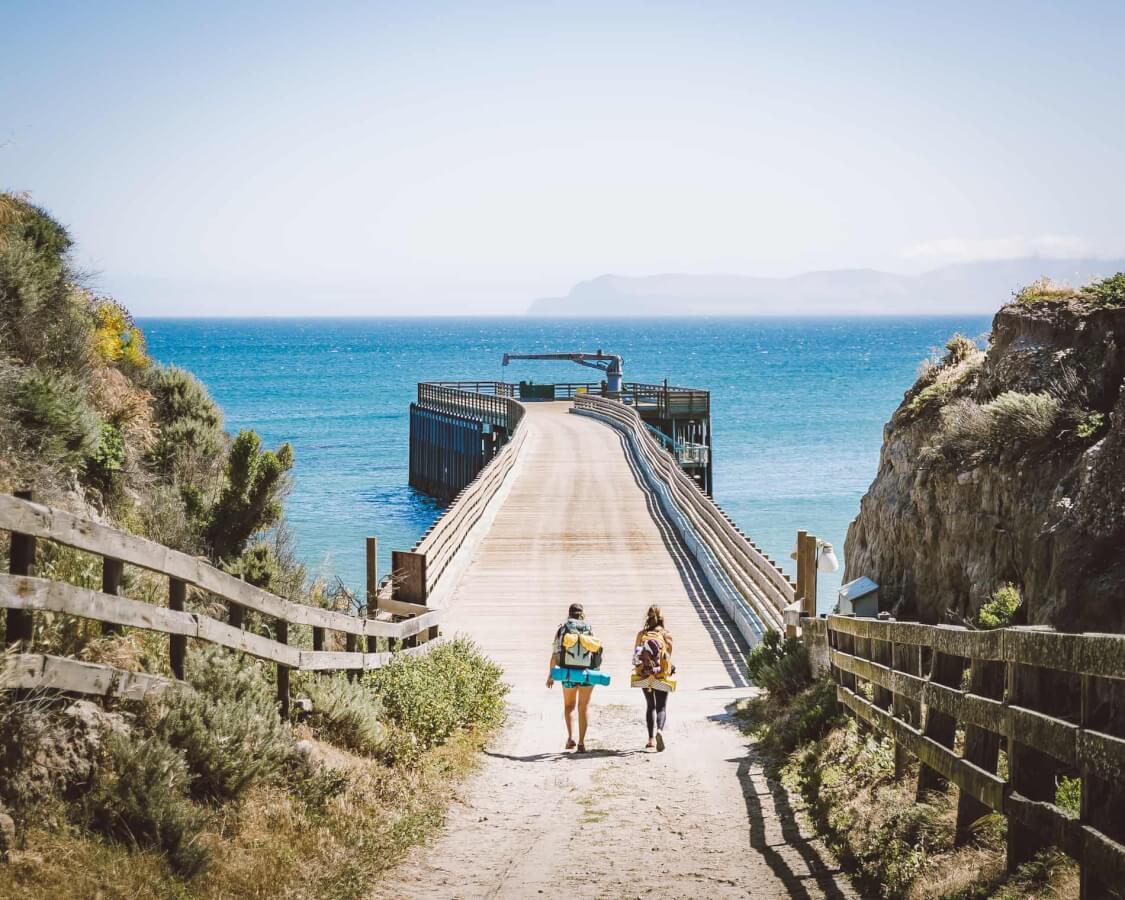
[1055,775,1081,816]
[759,676,843,756]
[301,673,386,755]
[368,637,507,755]
[152,647,293,803]
[977,583,1021,629]
[205,430,294,560]
[745,630,812,701]
[146,365,225,474]
[1075,410,1105,439]
[1084,272,1125,309]
[87,731,209,878]
[85,421,127,494]
[11,367,101,465]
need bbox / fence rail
[572,394,791,640]
[0,493,440,716]
[826,615,1125,898]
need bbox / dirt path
[372,403,854,898]
[375,688,854,899]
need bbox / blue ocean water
[140,316,990,613]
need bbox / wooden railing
[0,493,441,716]
[417,382,524,433]
[394,383,530,607]
[572,394,791,640]
[826,615,1125,897]
[409,421,528,601]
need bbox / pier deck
[442,401,746,693]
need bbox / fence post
[5,489,36,647]
[228,575,245,630]
[101,557,124,636]
[794,530,808,613]
[366,537,378,654]
[802,533,818,617]
[169,577,187,680]
[916,645,966,796]
[956,652,1005,843]
[892,632,922,779]
[276,619,290,720]
[1005,647,1061,871]
[1078,671,1123,899]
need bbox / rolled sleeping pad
[551,667,611,686]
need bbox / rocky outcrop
[845,287,1125,631]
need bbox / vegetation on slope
[0,194,511,895]
[740,637,1076,899]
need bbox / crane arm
[502,351,623,375]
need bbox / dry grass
[1,727,488,900]
[907,336,984,417]
[1014,278,1074,306]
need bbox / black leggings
[643,688,669,738]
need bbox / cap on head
[568,602,584,620]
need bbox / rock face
[845,292,1125,631]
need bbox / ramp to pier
[441,400,747,691]
[380,400,854,899]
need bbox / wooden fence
[573,394,792,639]
[826,615,1125,898]
[0,493,441,717]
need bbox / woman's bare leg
[562,686,578,743]
[576,686,594,745]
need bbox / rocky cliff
[844,276,1125,631]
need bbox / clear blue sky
[3,1,1123,314]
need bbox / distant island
[528,258,1125,316]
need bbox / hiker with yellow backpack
[631,605,676,751]
[546,602,609,752]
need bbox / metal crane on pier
[501,350,624,394]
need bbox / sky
[2,0,1124,315]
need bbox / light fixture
[817,542,840,573]
[789,542,799,561]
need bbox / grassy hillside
[0,194,509,896]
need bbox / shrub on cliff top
[1014,277,1074,306]
[1084,272,1125,308]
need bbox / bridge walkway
[376,402,855,899]
[442,400,747,692]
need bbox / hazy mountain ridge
[528,258,1125,316]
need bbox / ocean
[140,316,991,614]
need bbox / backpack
[633,629,672,678]
[556,620,604,670]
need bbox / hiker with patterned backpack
[546,602,608,752]
[631,605,676,751]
